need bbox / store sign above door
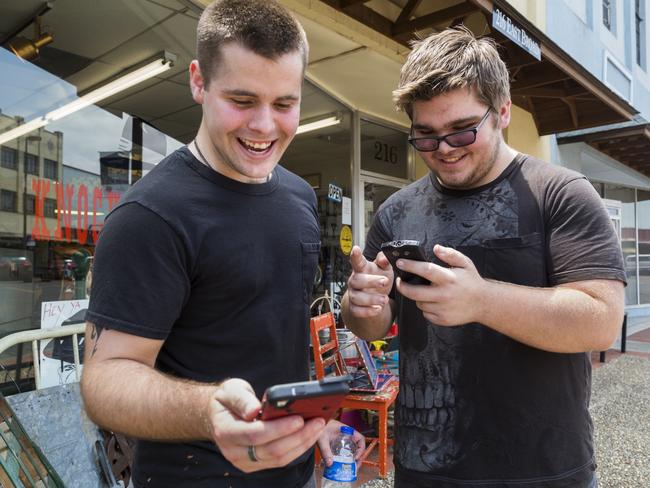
[492,7,541,61]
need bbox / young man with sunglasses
[342,27,625,488]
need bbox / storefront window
[637,190,650,304]
[605,185,637,305]
[282,80,352,310]
[0,0,194,392]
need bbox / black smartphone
[380,240,429,285]
[258,375,351,421]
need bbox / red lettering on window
[54,183,74,242]
[105,191,121,212]
[92,187,103,243]
[77,184,89,245]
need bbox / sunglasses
[408,108,493,152]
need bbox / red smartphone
[258,376,351,421]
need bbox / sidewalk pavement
[616,315,650,354]
[351,316,650,488]
[591,354,650,487]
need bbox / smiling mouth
[438,154,464,164]
[238,138,275,153]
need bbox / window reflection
[0,49,182,347]
[0,0,196,393]
[605,185,637,305]
[637,190,650,304]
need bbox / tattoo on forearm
[90,324,107,357]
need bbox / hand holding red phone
[258,376,350,421]
[256,378,364,468]
[207,378,327,473]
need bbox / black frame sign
[492,7,541,61]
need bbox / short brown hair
[393,27,510,117]
[196,0,309,86]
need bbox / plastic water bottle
[322,426,357,487]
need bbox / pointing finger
[349,246,368,272]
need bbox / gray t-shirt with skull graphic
[364,154,625,487]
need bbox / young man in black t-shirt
[80,2,363,487]
[342,27,625,488]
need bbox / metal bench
[0,324,85,390]
[0,324,112,487]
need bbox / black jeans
[394,471,599,488]
[129,473,316,488]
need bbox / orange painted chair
[309,311,398,478]
[310,312,347,379]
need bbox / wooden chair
[309,312,398,478]
[310,312,347,379]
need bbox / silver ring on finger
[247,444,259,462]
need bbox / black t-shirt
[87,147,321,488]
[364,154,625,488]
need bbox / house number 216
[374,142,398,164]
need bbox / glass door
[359,175,405,250]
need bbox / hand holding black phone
[258,376,351,421]
[380,240,430,285]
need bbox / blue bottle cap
[340,426,354,435]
